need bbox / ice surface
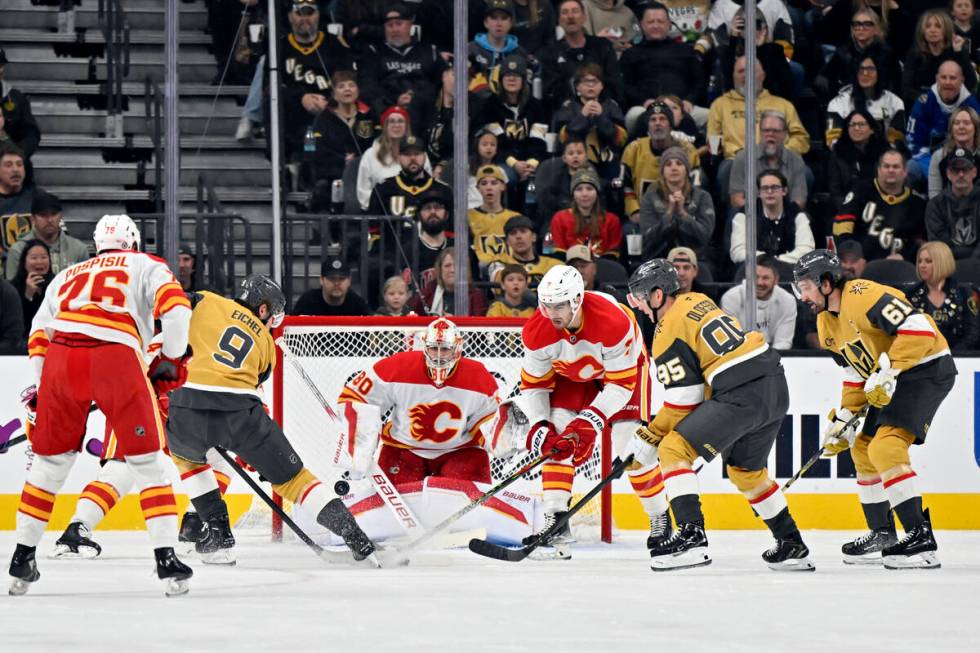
[1,530,977,653]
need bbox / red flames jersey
[338,350,500,460]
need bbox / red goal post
[270,316,613,543]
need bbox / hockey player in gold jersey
[166,275,378,564]
[624,259,813,571]
[793,250,955,569]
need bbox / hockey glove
[148,348,192,394]
[20,384,38,427]
[558,408,606,466]
[864,352,898,408]
[623,427,661,469]
[821,407,859,457]
[527,420,559,457]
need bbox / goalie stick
[782,408,868,491]
[275,337,424,536]
[468,454,635,562]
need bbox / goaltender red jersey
[338,350,500,459]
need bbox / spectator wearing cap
[838,240,867,280]
[469,0,530,84]
[536,137,596,229]
[410,248,489,317]
[308,70,378,211]
[926,147,980,259]
[720,254,797,351]
[537,0,623,114]
[728,110,808,212]
[619,3,706,132]
[277,0,356,164]
[553,63,628,180]
[10,238,52,337]
[470,164,521,271]
[637,145,715,262]
[369,134,448,217]
[550,167,623,259]
[0,141,33,256]
[291,256,371,316]
[359,3,445,130]
[731,169,814,274]
[620,102,699,218]
[409,185,454,286]
[356,106,431,211]
[487,263,537,317]
[667,246,705,295]
[582,0,640,54]
[0,48,40,170]
[176,245,204,292]
[565,244,598,290]
[5,190,88,279]
[927,106,980,199]
[487,214,562,287]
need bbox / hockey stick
[0,435,26,453]
[275,337,424,536]
[783,409,868,491]
[468,454,635,562]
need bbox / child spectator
[375,276,414,316]
[487,264,537,316]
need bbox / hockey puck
[334,480,350,495]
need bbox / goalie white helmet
[537,265,585,321]
[93,214,141,254]
[422,317,463,387]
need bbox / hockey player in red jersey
[502,265,670,558]
[10,214,194,596]
[337,317,501,485]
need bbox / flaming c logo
[552,355,604,382]
[408,401,464,443]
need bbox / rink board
[2,354,979,530]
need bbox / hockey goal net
[267,316,613,543]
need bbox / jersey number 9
[213,326,254,369]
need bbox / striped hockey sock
[140,485,179,549]
[628,464,668,515]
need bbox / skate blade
[164,578,190,597]
[883,551,941,570]
[200,550,237,566]
[529,543,573,561]
[650,548,711,572]
[8,577,33,596]
[842,552,883,565]
[49,545,100,560]
[767,557,816,572]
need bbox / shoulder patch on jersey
[848,281,870,295]
[917,93,927,104]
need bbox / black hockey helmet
[628,258,680,303]
[237,274,286,325]
[792,249,844,298]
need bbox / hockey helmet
[422,317,463,387]
[537,265,585,319]
[93,214,141,253]
[627,258,680,309]
[792,249,844,299]
[237,274,286,327]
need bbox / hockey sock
[628,464,669,515]
[215,470,231,496]
[179,463,220,503]
[763,507,800,541]
[860,501,893,531]
[75,482,121,530]
[746,481,790,525]
[663,467,703,525]
[883,472,924,528]
[856,475,892,530]
[139,485,179,548]
[16,452,76,548]
[892,496,925,531]
[190,489,227,521]
[541,462,574,514]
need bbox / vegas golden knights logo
[356,120,374,139]
[842,338,875,378]
[389,195,407,217]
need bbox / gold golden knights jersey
[817,279,950,412]
[648,292,773,438]
[181,291,276,397]
[469,207,521,265]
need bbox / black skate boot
[649,522,711,571]
[882,509,941,570]
[842,527,898,565]
[178,511,207,548]
[195,513,236,565]
[317,499,379,566]
[523,511,574,560]
[52,522,102,559]
[646,510,674,551]
[763,531,815,572]
[8,544,40,596]
[155,547,193,596]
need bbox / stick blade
[467,537,531,562]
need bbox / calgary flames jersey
[27,251,190,363]
[648,292,774,439]
[181,292,276,397]
[817,279,950,412]
[519,291,643,421]
[338,351,500,460]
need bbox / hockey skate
[317,499,381,567]
[842,527,898,565]
[8,544,40,596]
[195,514,236,565]
[155,547,193,596]
[523,511,574,561]
[762,533,815,572]
[882,509,941,570]
[649,522,711,571]
[646,510,674,551]
[51,522,102,559]
[178,511,208,553]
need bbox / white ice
[1,530,977,653]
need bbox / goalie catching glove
[148,347,193,394]
[821,407,860,456]
[863,352,898,408]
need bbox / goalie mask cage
[270,316,614,543]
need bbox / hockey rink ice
[1,530,977,652]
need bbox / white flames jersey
[28,251,190,361]
[338,350,501,460]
